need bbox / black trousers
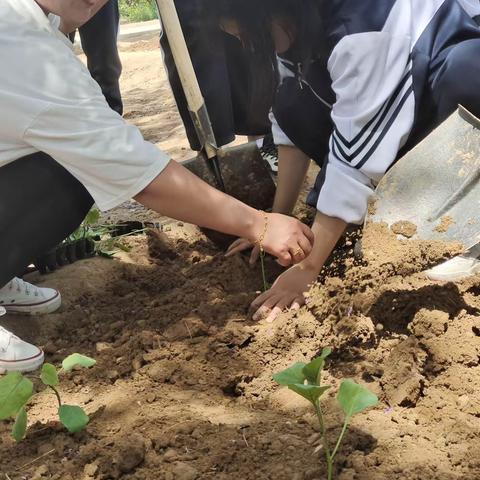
[0,154,93,287]
[75,0,123,115]
[159,0,270,150]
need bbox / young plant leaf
[288,384,330,405]
[58,405,89,433]
[302,347,333,385]
[12,407,28,442]
[337,379,378,419]
[97,250,116,259]
[0,372,34,420]
[84,208,100,226]
[273,362,306,386]
[62,354,96,371]
[40,363,59,387]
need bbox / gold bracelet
[256,211,269,253]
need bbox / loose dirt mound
[1,220,480,480]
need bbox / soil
[435,216,455,234]
[2,35,480,480]
[390,221,418,239]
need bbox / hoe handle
[155,0,218,161]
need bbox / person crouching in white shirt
[0,0,315,372]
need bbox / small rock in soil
[146,392,156,403]
[96,342,113,352]
[163,448,179,462]
[152,434,174,450]
[278,433,304,447]
[42,341,58,354]
[32,464,49,479]
[37,443,55,456]
[114,434,145,473]
[132,356,144,371]
[147,360,178,383]
[83,462,98,477]
[107,369,120,381]
[172,461,198,480]
[304,467,323,480]
[164,315,209,341]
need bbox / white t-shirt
[0,0,170,211]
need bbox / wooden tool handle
[156,0,205,115]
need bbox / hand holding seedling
[273,348,378,480]
[0,354,96,442]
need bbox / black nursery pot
[111,221,143,238]
[75,238,87,259]
[55,244,69,267]
[85,238,96,257]
[34,249,57,274]
[66,242,77,264]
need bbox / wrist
[298,257,322,275]
[243,209,265,245]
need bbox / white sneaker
[0,313,44,374]
[425,254,480,281]
[0,278,61,315]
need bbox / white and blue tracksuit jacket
[272,0,480,224]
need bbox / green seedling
[0,354,96,442]
[273,348,378,480]
[69,207,145,258]
[69,207,102,241]
[259,250,270,292]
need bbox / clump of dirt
[435,215,455,233]
[362,222,463,276]
[390,220,417,238]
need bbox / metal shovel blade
[366,106,480,249]
[182,141,276,211]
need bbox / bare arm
[226,145,310,263]
[134,160,314,266]
[272,145,310,215]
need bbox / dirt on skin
[2,38,480,480]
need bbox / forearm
[272,146,310,215]
[299,212,347,273]
[135,160,264,241]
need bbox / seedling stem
[273,348,378,479]
[259,250,269,292]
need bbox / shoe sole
[426,265,480,282]
[0,350,44,374]
[3,292,62,315]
